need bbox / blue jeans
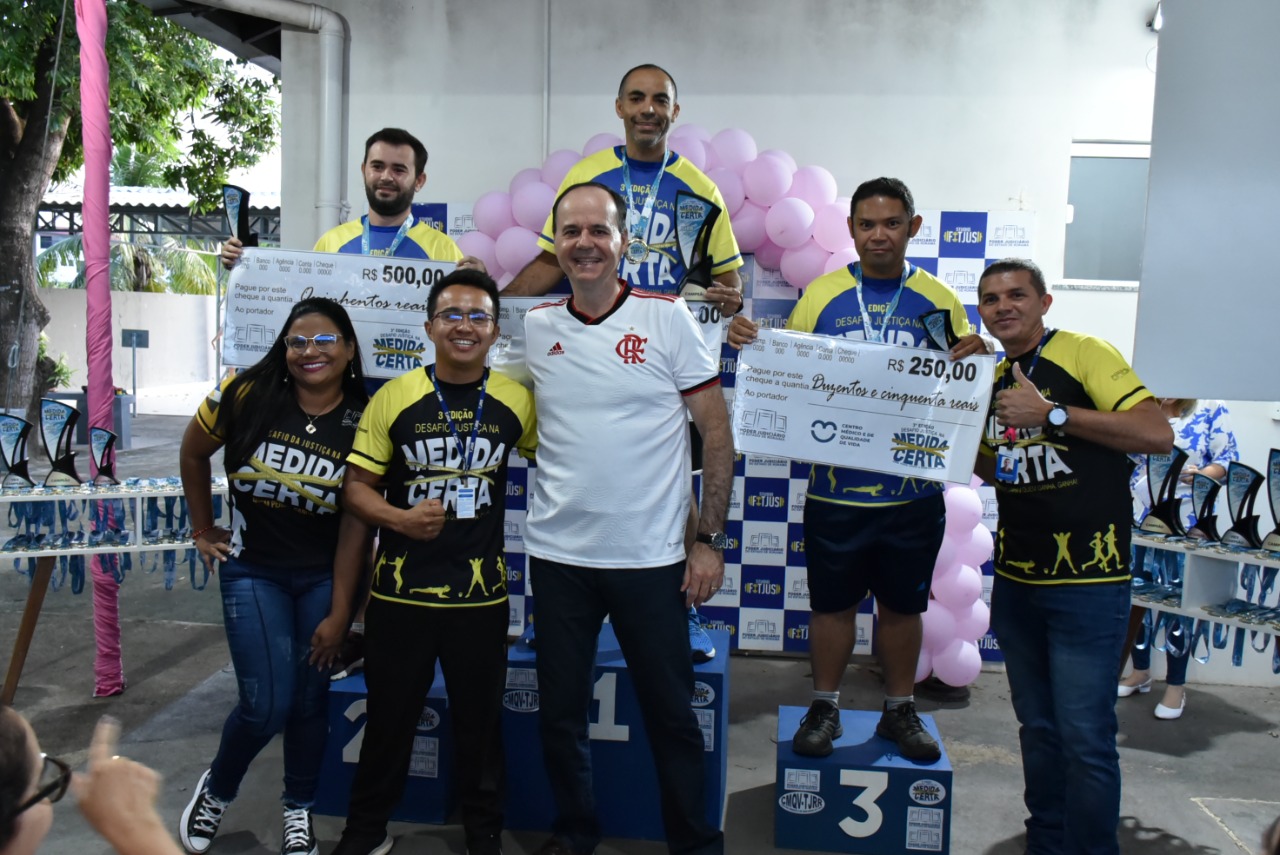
[1130,545,1189,685]
[991,575,1130,855]
[530,557,722,855]
[207,557,333,805]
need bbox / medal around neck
[673,190,720,301]
[1221,461,1264,549]
[1187,472,1224,542]
[1139,448,1188,536]
[39,398,82,486]
[90,427,119,486]
[919,309,961,352]
[624,237,650,265]
[1262,448,1280,553]
[0,414,35,489]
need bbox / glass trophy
[673,190,720,301]
[39,398,81,486]
[919,309,961,352]
[0,414,35,489]
[1221,461,1264,549]
[90,427,119,486]
[1139,449,1188,536]
[1187,473,1224,542]
[1263,449,1280,553]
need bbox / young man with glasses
[329,268,536,855]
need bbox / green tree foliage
[0,0,278,418]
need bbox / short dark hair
[617,64,678,102]
[850,177,916,220]
[979,258,1048,297]
[364,128,428,176]
[551,182,628,236]
[0,706,34,849]
[427,268,502,319]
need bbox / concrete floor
[3,413,1279,855]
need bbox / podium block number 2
[837,769,888,838]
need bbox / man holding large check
[727,177,989,763]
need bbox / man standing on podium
[501,181,732,855]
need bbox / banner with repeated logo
[731,329,994,485]
[223,248,453,379]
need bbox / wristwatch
[696,531,730,551]
[1047,402,1070,429]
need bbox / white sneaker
[180,769,230,854]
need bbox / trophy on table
[223,184,258,248]
[919,309,962,352]
[0,414,36,489]
[1139,448,1189,536]
[1262,449,1280,553]
[1220,461,1265,549]
[1187,473,1225,542]
[673,190,721,302]
[39,398,81,486]
[89,427,119,486]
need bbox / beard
[365,181,414,218]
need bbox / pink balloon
[759,149,798,173]
[933,536,960,577]
[764,197,815,249]
[742,156,794,207]
[508,167,543,195]
[710,128,758,173]
[914,648,934,684]
[955,599,991,640]
[822,247,859,276]
[922,599,958,653]
[707,167,745,217]
[932,639,983,687]
[511,181,556,232]
[969,474,985,490]
[541,149,581,188]
[672,123,711,143]
[729,200,768,253]
[754,239,784,271]
[582,132,623,157]
[497,271,515,289]
[789,165,839,210]
[472,191,516,240]
[812,202,854,253]
[779,240,829,289]
[670,136,707,171]
[455,230,499,276]
[959,524,994,567]
[934,564,983,611]
[944,486,984,537]
[702,144,722,173]
[494,226,540,274]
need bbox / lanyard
[621,151,669,241]
[429,366,488,478]
[361,214,414,256]
[851,261,910,344]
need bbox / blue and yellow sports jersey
[537,146,743,293]
[313,216,463,261]
[788,263,973,506]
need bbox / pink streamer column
[77,0,124,697]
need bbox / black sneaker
[330,630,366,681]
[180,769,230,854]
[331,833,393,855]
[875,701,941,763]
[792,700,842,757]
[281,805,318,855]
[467,831,504,855]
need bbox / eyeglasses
[430,309,495,327]
[9,754,72,818]
[283,334,344,352]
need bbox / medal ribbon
[851,261,911,345]
[430,366,488,480]
[621,150,669,246]
[361,214,414,257]
[999,329,1053,445]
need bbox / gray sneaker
[792,700,842,757]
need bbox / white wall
[38,289,218,392]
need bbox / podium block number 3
[837,769,888,838]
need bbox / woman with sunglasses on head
[1,709,181,854]
[178,297,372,855]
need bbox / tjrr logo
[615,334,647,364]
[372,336,426,372]
[503,690,539,712]
[943,226,984,244]
[891,432,950,469]
[778,791,825,815]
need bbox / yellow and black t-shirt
[980,330,1152,584]
[196,379,364,567]
[349,366,536,608]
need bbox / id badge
[456,482,477,519]
[995,447,1020,483]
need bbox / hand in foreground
[74,717,181,855]
[194,526,233,572]
[701,284,744,316]
[949,332,990,360]
[457,255,487,273]
[992,363,1051,429]
[309,613,347,669]
[725,315,760,350]
[682,543,725,608]
[398,499,446,541]
[219,236,244,270]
